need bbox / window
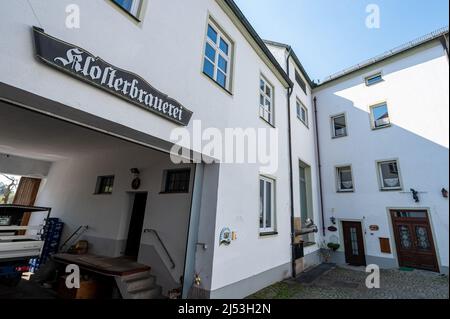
[163,169,190,193]
[112,0,142,19]
[336,166,354,192]
[259,176,275,234]
[331,114,347,138]
[203,21,232,91]
[365,73,383,86]
[299,162,314,244]
[296,100,308,127]
[95,176,114,194]
[370,103,390,129]
[377,160,402,190]
[259,76,274,125]
[295,70,307,95]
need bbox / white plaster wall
[314,41,449,270]
[34,146,194,285]
[0,153,51,178]
[266,44,323,264]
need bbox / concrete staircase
[115,270,164,299]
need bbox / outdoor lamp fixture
[442,188,449,198]
[410,188,420,203]
[130,168,141,190]
[330,216,336,225]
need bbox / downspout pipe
[313,96,326,237]
[285,47,296,278]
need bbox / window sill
[337,190,354,193]
[202,72,233,96]
[259,231,278,237]
[260,117,275,128]
[303,242,316,247]
[332,135,348,139]
[371,124,392,131]
[380,187,402,192]
[93,193,112,195]
[159,191,190,194]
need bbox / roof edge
[222,0,293,88]
[318,26,449,86]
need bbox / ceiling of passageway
[0,102,149,161]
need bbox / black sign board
[32,27,193,126]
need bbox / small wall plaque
[369,225,379,231]
[327,226,338,232]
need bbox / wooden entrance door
[391,210,439,272]
[342,221,366,266]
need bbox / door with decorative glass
[391,210,439,272]
[342,221,366,266]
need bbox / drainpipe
[285,47,296,278]
[313,96,326,237]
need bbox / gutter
[313,97,326,237]
[285,47,297,278]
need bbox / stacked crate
[29,218,64,272]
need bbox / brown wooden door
[342,221,366,266]
[391,210,439,272]
[13,177,42,230]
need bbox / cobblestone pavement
[249,266,449,299]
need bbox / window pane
[218,55,227,72]
[260,94,264,106]
[339,167,353,190]
[260,180,264,229]
[217,71,226,88]
[299,167,308,222]
[113,0,133,11]
[366,74,383,86]
[265,85,271,98]
[380,162,400,188]
[219,38,229,55]
[207,25,218,43]
[203,59,214,78]
[260,79,265,91]
[372,104,390,127]
[333,115,346,136]
[205,43,216,62]
[265,181,272,228]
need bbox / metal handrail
[144,228,176,269]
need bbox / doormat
[296,263,336,284]
[399,267,414,272]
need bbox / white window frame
[377,159,403,191]
[331,113,347,138]
[259,75,274,125]
[202,19,233,91]
[365,72,383,86]
[297,99,308,128]
[336,165,354,192]
[370,102,391,129]
[259,176,276,234]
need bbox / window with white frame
[377,160,401,190]
[331,114,347,138]
[259,76,274,125]
[336,166,354,192]
[203,21,232,90]
[370,103,390,129]
[112,0,142,19]
[297,100,308,127]
[259,176,275,233]
[365,72,383,86]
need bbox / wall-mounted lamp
[130,168,141,190]
[410,189,420,203]
[442,188,449,198]
[330,216,336,225]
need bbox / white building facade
[0,0,448,300]
[314,31,449,274]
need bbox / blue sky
[234,0,449,82]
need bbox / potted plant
[327,242,340,252]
